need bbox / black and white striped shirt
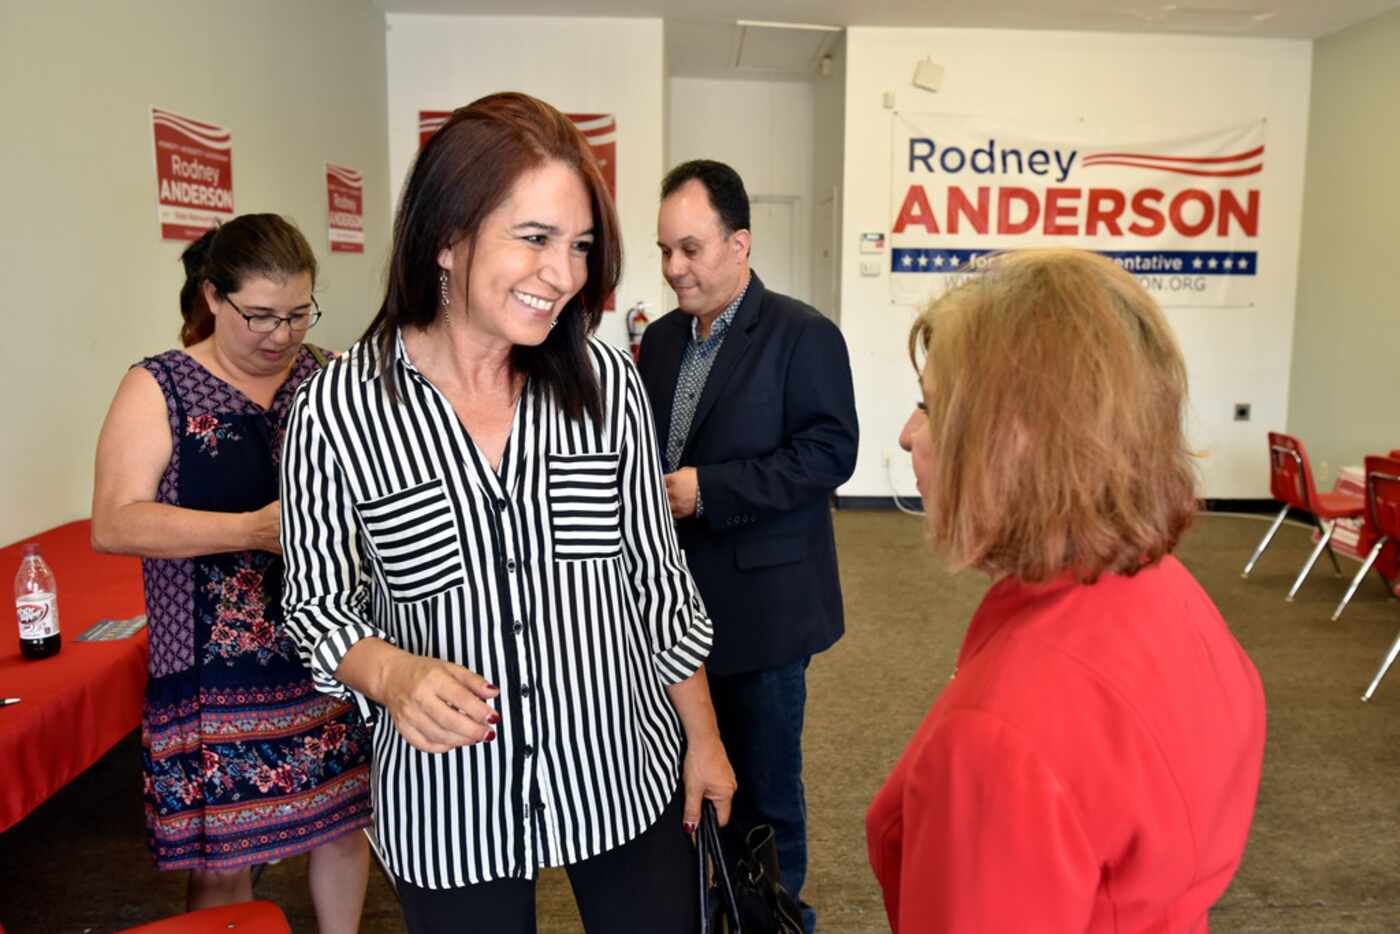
[279,330,713,888]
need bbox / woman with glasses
[91,213,371,932]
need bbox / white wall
[1288,7,1400,477]
[668,77,817,309]
[839,27,1312,499]
[385,14,667,351]
[0,0,391,545]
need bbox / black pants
[396,784,698,933]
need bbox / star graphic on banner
[901,254,913,268]
[1208,257,1218,269]
[917,254,929,267]
[934,255,945,268]
[949,255,961,268]
[1192,257,1203,270]
[1223,257,1234,270]
[1238,257,1249,270]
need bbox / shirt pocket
[355,477,466,603]
[547,451,623,561]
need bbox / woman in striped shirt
[280,92,735,933]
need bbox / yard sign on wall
[152,107,234,241]
[325,162,365,254]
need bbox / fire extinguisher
[625,301,651,363]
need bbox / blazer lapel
[682,272,765,461]
[647,313,690,450]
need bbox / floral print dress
[137,348,371,871]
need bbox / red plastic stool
[117,900,291,933]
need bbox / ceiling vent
[732,19,841,76]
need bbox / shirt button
[495,498,508,511]
[520,683,532,698]
[533,802,546,813]
[523,744,534,756]
[512,620,524,635]
[506,558,517,573]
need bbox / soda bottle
[15,542,61,660]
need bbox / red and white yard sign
[326,162,365,254]
[152,107,233,241]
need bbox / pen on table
[1,698,20,707]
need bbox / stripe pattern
[280,331,712,888]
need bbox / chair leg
[1242,505,1290,578]
[1332,537,1387,621]
[1287,521,1336,602]
[1362,628,1400,702]
[1314,517,1345,575]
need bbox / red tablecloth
[0,520,146,832]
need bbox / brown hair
[908,249,1198,583]
[178,214,317,346]
[364,92,622,420]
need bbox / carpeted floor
[2,510,1399,932]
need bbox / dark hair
[178,214,318,347]
[660,159,751,236]
[365,92,622,421]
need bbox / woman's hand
[376,649,502,754]
[683,733,737,833]
[246,500,282,554]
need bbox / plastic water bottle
[15,543,61,660]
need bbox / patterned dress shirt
[664,283,750,515]
[280,331,712,888]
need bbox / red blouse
[867,556,1266,933]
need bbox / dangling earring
[549,316,560,331]
[439,269,451,308]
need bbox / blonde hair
[909,249,1197,583]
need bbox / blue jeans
[709,658,816,934]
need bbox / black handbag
[698,801,805,934]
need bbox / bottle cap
[21,542,39,557]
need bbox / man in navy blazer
[640,160,858,934]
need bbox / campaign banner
[152,107,234,241]
[419,109,618,308]
[889,115,1266,308]
[325,162,364,253]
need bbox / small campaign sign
[152,107,233,241]
[326,162,365,254]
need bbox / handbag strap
[699,800,744,934]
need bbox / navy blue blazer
[637,272,858,676]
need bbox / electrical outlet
[1233,403,1251,422]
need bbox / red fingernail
[484,730,496,742]
[683,821,697,834]
[487,713,501,724]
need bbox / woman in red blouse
[867,249,1266,933]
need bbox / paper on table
[75,615,148,642]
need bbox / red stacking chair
[117,901,291,934]
[1241,432,1364,600]
[1332,454,1400,621]
[1359,457,1400,701]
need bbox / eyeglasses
[224,295,322,333]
